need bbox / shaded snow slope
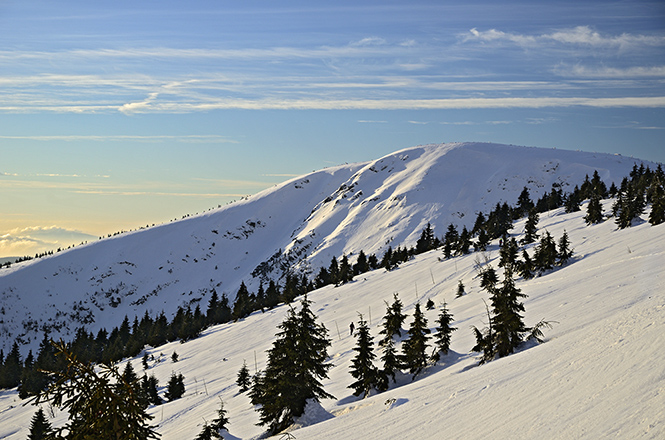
[1,201,663,439]
[0,142,651,354]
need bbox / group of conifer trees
[6,162,665,438]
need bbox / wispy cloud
[554,64,665,78]
[110,96,665,111]
[462,26,665,51]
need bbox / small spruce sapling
[237,360,251,393]
[27,407,52,440]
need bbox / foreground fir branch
[32,340,160,440]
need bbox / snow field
[2,201,663,439]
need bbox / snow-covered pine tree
[348,314,382,398]
[27,407,52,440]
[401,303,431,379]
[431,302,456,362]
[252,296,334,435]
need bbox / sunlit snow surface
[1,142,663,438]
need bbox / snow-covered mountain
[1,193,663,439]
[0,142,651,355]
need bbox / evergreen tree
[457,226,472,255]
[379,333,401,385]
[232,282,252,320]
[122,361,139,387]
[498,237,519,271]
[378,293,407,343]
[472,211,486,235]
[264,281,281,309]
[27,407,52,440]
[431,302,457,362]
[533,231,557,274]
[348,315,381,398]
[425,298,435,310]
[195,399,229,440]
[416,223,437,254]
[338,255,353,285]
[478,265,499,293]
[557,230,574,266]
[649,183,665,225]
[314,266,331,289]
[474,226,490,252]
[584,193,604,225]
[401,303,430,379]
[353,250,370,276]
[328,257,340,283]
[33,340,159,440]
[164,372,185,401]
[491,266,528,358]
[521,209,539,245]
[236,360,251,393]
[518,249,535,280]
[380,246,394,270]
[590,170,608,198]
[141,374,162,406]
[516,186,534,218]
[472,266,528,363]
[564,186,582,213]
[1,341,21,389]
[444,224,459,256]
[251,296,334,434]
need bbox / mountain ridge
[0,142,652,354]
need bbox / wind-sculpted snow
[0,142,650,355]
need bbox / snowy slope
[1,200,663,439]
[0,142,651,356]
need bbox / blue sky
[1,0,664,257]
